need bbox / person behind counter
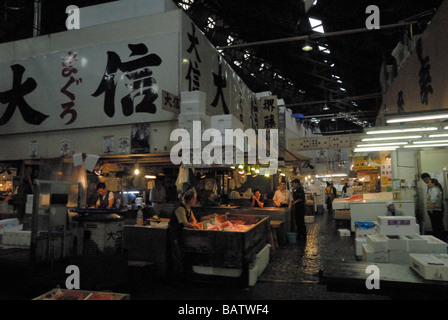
[167,189,202,281]
[273,182,292,208]
[93,182,115,209]
[385,202,403,216]
[150,179,166,217]
[251,189,264,207]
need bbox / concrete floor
[0,212,390,301]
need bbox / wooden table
[320,259,448,299]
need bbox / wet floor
[0,212,390,300]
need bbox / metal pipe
[33,0,41,37]
[217,21,417,51]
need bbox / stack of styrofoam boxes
[210,114,246,153]
[354,221,378,256]
[0,218,22,236]
[363,234,389,263]
[378,216,419,264]
[178,91,211,149]
[362,216,448,265]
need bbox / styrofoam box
[338,229,350,237]
[400,234,428,253]
[333,200,350,210]
[385,235,408,251]
[377,216,416,226]
[409,254,448,281]
[178,113,211,130]
[181,91,207,104]
[180,101,206,115]
[366,234,388,252]
[254,244,271,277]
[355,238,366,256]
[2,230,31,247]
[211,115,244,134]
[420,235,448,254]
[362,244,389,263]
[355,223,378,239]
[379,224,416,236]
[0,218,20,235]
[388,250,409,264]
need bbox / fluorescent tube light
[366,127,438,135]
[428,134,448,138]
[354,146,399,152]
[357,142,408,147]
[413,140,448,144]
[387,114,448,123]
[362,135,422,142]
[404,143,448,148]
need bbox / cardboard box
[334,209,350,220]
[338,229,350,237]
[400,234,428,253]
[362,244,389,263]
[386,235,408,251]
[366,234,389,252]
[409,254,448,281]
[420,235,448,254]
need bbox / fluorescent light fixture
[387,113,448,123]
[429,134,448,138]
[404,143,448,148]
[366,127,438,135]
[362,135,422,142]
[413,139,448,144]
[357,142,408,147]
[144,175,157,179]
[354,146,399,152]
[316,174,348,178]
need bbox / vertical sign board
[180,14,256,130]
[0,29,180,135]
[258,96,278,130]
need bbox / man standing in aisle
[427,178,445,241]
[324,182,335,214]
[273,182,292,208]
[292,179,307,240]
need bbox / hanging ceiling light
[302,41,313,51]
[323,103,329,111]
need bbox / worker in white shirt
[273,182,292,208]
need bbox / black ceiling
[0,0,444,134]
